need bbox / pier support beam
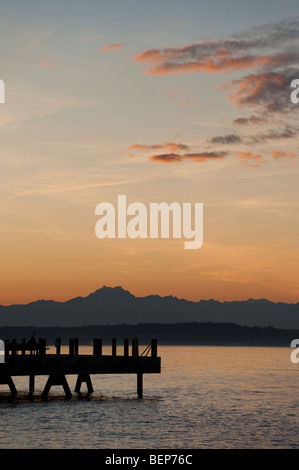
[74,374,93,393]
[124,339,129,357]
[132,338,139,357]
[93,338,102,356]
[0,375,17,395]
[137,372,143,399]
[55,338,61,355]
[41,374,72,400]
[29,375,35,393]
[112,338,117,356]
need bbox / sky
[0,0,299,305]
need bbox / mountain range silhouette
[0,286,299,328]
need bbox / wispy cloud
[163,88,194,108]
[149,153,184,163]
[135,19,299,76]
[101,43,124,52]
[128,138,298,169]
[248,125,298,144]
[271,150,298,159]
[39,59,60,68]
[129,142,189,163]
[226,69,298,115]
[209,134,243,145]
[130,142,190,153]
[39,51,61,69]
[129,142,228,164]
[136,51,281,76]
[234,151,264,168]
[148,150,227,164]
[209,125,298,146]
[233,115,267,125]
[185,151,227,162]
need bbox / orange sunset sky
[1,0,299,305]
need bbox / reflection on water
[0,346,298,448]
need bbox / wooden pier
[0,337,161,399]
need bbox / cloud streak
[148,150,227,164]
[135,19,299,76]
[271,150,297,159]
[234,151,264,168]
[129,142,227,164]
[101,43,124,52]
[149,153,183,163]
[226,69,299,115]
[233,115,267,125]
[209,125,298,146]
[209,134,243,145]
[130,142,190,152]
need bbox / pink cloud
[134,39,287,76]
[101,43,124,52]
[234,151,264,167]
[39,59,59,68]
[185,152,226,162]
[271,150,297,159]
[148,151,227,164]
[130,142,190,153]
[149,153,183,163]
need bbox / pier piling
[29,374,35,393]
[69,338,75,356]
[124,339,129,357]
[41,374,72,400]
[112,338,117,356]
[75,374,94,393]
[93,338,102,356]
[137,373,143,399]
[55,338,61,355]
[0,375,17,395]
[132,338,139,357]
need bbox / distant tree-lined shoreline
[0,322,297,347]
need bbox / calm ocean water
[0,345,298,449]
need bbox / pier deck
[0,338,161,399]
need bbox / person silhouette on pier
[28,331,37,355]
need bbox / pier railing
[4,338,47,357]
[3,337,158,358]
